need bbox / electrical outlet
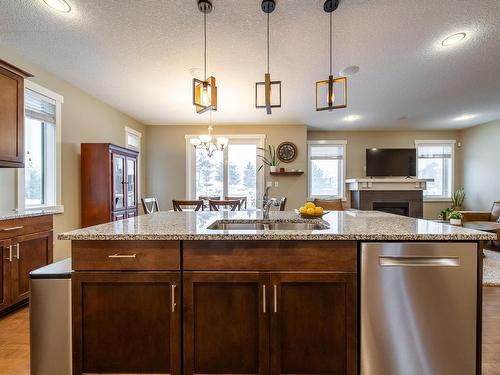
[266,181,273,188]
[274,181,279,187]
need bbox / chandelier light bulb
[190,138,201,146]
[199,134,212,143]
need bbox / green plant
[438,207,454,220]
[449,211,463,220]
[257,145,281,171]
[451,188,465,208]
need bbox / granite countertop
[58,210,497,241]
[0,207,62,221]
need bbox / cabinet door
[0,67,24,167]
[127,209,137,218]
[184,272,269,375]
[270,273,357,375]
[112,153,126,211]
[126,156,137,209]
[72,271,181,375]
[0,241,12,310]
[10,231,53,305]
[112,211,125,221]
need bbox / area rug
[483,250,500,286]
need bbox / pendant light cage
[255,0,281,115]
[316,0,348,111]
[193,0,217,114]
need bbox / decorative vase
[270,166,277,173]
[450,218,462,226]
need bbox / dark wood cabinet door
[0,241,12,310]
[72,271,181,375]
[270,272,357,375]
[183,272,269,375]
[125,156,138,209]
[10,231,53,304]
[112,211,125,221]
[0,66,24,167]
[112,153,126,211]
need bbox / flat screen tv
[366,148,416,177]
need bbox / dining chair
[172,200,204,212]
[199,195,221,210]
[313,198,343,210]
[141,197,160,214]
[278,197,287,211]
[224,196,248,210]
[209,199,240,211]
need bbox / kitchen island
[59,210,495,375]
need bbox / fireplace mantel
[346,178,432,191]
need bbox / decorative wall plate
[277,142,297,163]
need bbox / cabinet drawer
[72,241,180,271]
[0,215,53,240]
[183,241,357,272]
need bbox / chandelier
[190,121,228,158]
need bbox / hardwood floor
[0,288,499,374]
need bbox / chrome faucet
[262,186,278,220]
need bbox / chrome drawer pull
[379,256,460,267]
[171,284,177,312]
[108,253,137,258]
[273,285,278,313]
[1,226,24,232]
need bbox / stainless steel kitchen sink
[207,221,329,231]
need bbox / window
[18,83,63,209]
[308,140,346,199]
[125,126,141,151]
[186,135,265,208]
[415,140,455,200]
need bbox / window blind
[309,144,344,160]
[417,144,452,159]
[25,89,56,124]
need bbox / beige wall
[307,130,462,219]
[146,125,307,210]
[0,45,146,260]
[460,120,500,210]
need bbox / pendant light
[255,0,281,115]
[316,0,347,111]
[193,0,217,114]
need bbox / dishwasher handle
[379,256,460,267]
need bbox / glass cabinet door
[126,157,137,208]
[113,154,125,210]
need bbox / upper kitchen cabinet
[81,143,139,227]
[0,60,33,168]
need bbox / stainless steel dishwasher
[29,258,72,375]
[361,242,478,375]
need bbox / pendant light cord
[204,10,207,80]
[267,12,270,74]
[329,11,333,76]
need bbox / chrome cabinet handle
[273,285,278,313]
[379,256,460,267]
[6,245,12,262]
[14,243,20,259]
[171,284,177,312]
[107,253,137,258]
[1,226,24,232]
[263,285,266,313]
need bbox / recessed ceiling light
[42,0,71,13]
[344,115,361,122]
[441,32,466,47]
[453,114,476,121]
[339,65,360,76]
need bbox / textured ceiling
[0,0,499,130]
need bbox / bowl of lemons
[297,202,326,218]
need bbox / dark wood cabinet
[72,271,181,375]
[270,272,357,375]
[183,272,269,375]
[0,60,32,168]
[0,215,53,315]
[81,143,139,227]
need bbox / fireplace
[372,201,410,216]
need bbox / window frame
[307,140,347,200]
[185,134,266,207]
[415,139,456,202]
[17,81,64,212]
[125,126,142,200]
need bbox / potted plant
[257,145,281,173]
[438,207,454,220]
[449,211,463,226]
[451,188,465,210]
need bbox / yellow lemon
[299,206,307,214]
[314,206,324,215]
[305,202,316,209]
[306,207,315,215]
